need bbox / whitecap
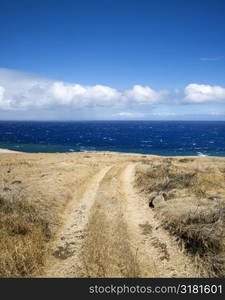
[80,146,96,152]
[197,152,208,157]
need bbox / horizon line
[0,119,225,122]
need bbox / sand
[0,148,22,153]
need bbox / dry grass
[0,151,146,278]
[0,194,50,277]
[135,156,225,277]
[0,152,100,277]
[159,204,225,277]
[81,211,140,278]
[1,151,225,278]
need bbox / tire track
[43,162,199,278]
[120,163,199,277]
[79,165,141,277]
[43,165,112,277]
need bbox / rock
[152,195,166,208]
[162,192,168,200]
[208,196,221,201]
[149,194,166,208]
[3,187,12,192]
[148,192,158,207]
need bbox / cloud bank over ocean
[0,68,225,120]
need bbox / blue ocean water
[0,121,225,156]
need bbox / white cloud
[48,83,164,107]
[124,85,165,104]
[184,83,225,103]
[200,56,224,61]
[114,112,145,118]
[0,86,14,110]
[1,69,225,121]
[48,82,121,106]
[151,112,176,116]
[210,111,225,116]
[0,69,165,111]
[0,69,52,110]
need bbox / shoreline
[0,147,225,159]
[0,148,23,154]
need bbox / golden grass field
[0,149,225,277]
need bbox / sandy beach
[0,148,22,153]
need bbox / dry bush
[0,195,51,277]
[158,204,225,277]
[136,162,197,195]
[179,158,195,163]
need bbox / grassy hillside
[135,156,225,277]
[0,153,98,277]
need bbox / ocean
[0,120,225,156]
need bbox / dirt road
[43,162,198,277]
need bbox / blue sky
[0,0,225,120]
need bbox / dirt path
[43,163,198,277]
[78,165,141,277]
[120,164,198,277]
[43,166,112,277]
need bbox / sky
[0,0,225,120]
